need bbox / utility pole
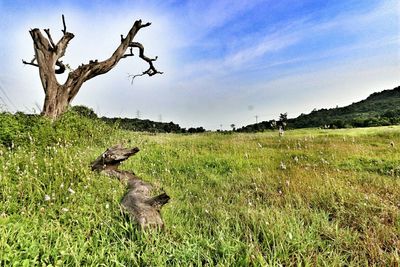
[255,115,258,124]
[220,124,223,131]
[136,110,141,119]
[158,114,162,122]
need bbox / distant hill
[238,85,400,132]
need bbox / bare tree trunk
[41,84,70,119]
[91,145,170,229]
[23,15,162,119]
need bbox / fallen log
[91,145,170,229]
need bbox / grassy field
[0,113,399,266]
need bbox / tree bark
[23,16,162,119]
[91,145,170,229]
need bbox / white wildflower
[44,195,51,201]
[280,161,287,170]
[60,183,64,188]
[68,188,75,194]
[61,208,69,212]
[105,203,110,209]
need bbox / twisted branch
[128,42,163,82]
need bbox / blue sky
[0,0,399,129]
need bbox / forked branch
[128,42,163,82]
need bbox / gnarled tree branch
[65,19,162,100]
[128,42,163,82]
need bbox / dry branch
[91,145,170,229]
[128,42,163,82]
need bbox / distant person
[279,126,284,136]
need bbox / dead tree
[23,15,162,119]
[91,145,169,229]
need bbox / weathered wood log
[91,145,169,229]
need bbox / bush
[0,112,23,147]
[70,105,98,119]
[0,111,114,149]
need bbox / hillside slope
[239,85,400,131]
[289,86,400,128]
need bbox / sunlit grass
[0,116,399,266]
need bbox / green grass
[0,113,399,266]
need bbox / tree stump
[91,145,170,229]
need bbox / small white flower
[60,183,64,188]
[61,208,69,212]
[44,195,51,201]
[280,161,287,170]
[68,188,75,194]
[105,203,110,209]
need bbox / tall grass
[0,113,399,266]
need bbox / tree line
[71,105,205,133]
